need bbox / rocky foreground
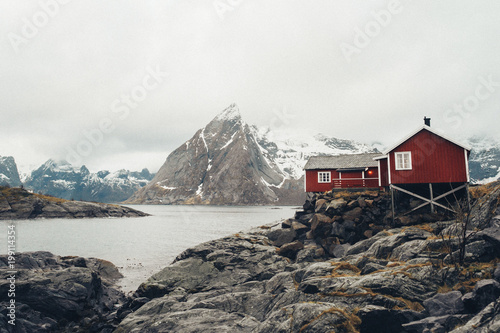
[0,186,148,219]
[1,183,500,332]
[0,252,126,332]
[118,183,500,332]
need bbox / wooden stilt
[390,185,395,224]
[466,183,471,211]
[429,183,435,213]
[392,184,466,215]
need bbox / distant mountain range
[1,104,499,204]
[468,136,500,184]
[0,158,154,203]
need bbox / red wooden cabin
[304,153,383,192]
[304,117,471,214]
[376,118,471,213]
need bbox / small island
[0,186,149,220]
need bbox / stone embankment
[0,186,149,219]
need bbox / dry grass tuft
[299,307,361,333]
[391,271,413,278]
[34,193,68,204]
[292,273,300,291]
[453,277,483,293]
[437,284,452,293]
[399,262,432,271]
[386,262,403,268]
[322,262,361,278]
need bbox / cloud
[1,0,499,172]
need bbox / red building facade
[376,125,470,186]
[304,119,471,214]
[304,153,382,192]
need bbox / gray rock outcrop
[0,252,126,332]
[0,186,148,219]
[115,182,500,332]
[126,104,305,205]
[0,156,22,187]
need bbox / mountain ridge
[22,159,155,203]
[1,107,499,203]
[126,104,379,205]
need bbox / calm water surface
[1,205,297,293]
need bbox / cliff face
[126,104,304,205]
[0,156,22,187]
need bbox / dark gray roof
[304,153,383,170]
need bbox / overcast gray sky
[1,0,499,173]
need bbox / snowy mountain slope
[126,104,293,205]
[252,126,378,180]
[126,104,379,205]
[0,156,22,187]
[467,136,500,184]
[25,159,154,202]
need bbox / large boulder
[0,252,125,332]
[423,291,464,317]
[450,296,500,332]
[462,279,500,314]
[357,305,424,333]
[267,228,296,247]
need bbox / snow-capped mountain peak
[24,160,154,202]
[467,135,500,184]
[252,126,378,180]
[214,103,241,123]
[40,159,80,173]
[0,156,22,187]
[126,104,381,205]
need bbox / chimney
[424,116,431,127]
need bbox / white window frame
[318,171,331,183]
[395,151,412,170]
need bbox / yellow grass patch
[299,307,361,333]
[34,193,68,204]
[322,261,361,278]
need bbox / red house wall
[364,167,380,188]
[379,158,389,187]
[305,167,380,192]
[305,169,339,192]
[389,130,468,184]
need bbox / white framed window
[395,152,412,170]
[318,171,331,183]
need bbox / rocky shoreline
[0,252,126,332]
[1,183,500,332]
[0,186,149,219]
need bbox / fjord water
[1,205,296,293]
